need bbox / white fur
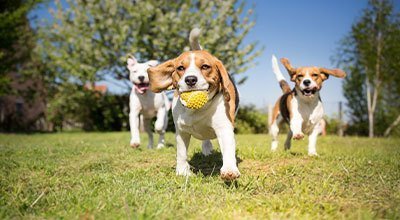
[128,57,170,149]
[173,54,240,179]
[178,53,209,92]
[189,28,202,50]
[299,69,318,91]
[270,59,324,156]
[272,55,286,82]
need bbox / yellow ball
[180,90,208,109]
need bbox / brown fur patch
[148,51,238,124]
[279,80,291,94]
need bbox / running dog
[127,55,170,149]
[147,29,240,180]
[269,55,346,155]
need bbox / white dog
[147,29,240,180]
[270,55,346,155]
[127,55,170,149]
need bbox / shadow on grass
[189,151,242,177]
[165,142,174,148]
[289,151,304,156]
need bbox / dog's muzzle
[134,83,150,94]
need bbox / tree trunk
[366,77,375,138]
[384,114,400,137]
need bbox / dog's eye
[312,73,319,77]
[201,64,210,70]
[177,66,185,71]
[297,75,304,79]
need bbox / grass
[0,132,399,219]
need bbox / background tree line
[0,0,399,136]
[336,0,400,137]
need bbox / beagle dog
[127,55,170,149]
[147,30,240,180]
[270,55,346,155]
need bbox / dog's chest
[172,95,227,140]
[137,92,164,117]
[292,97,324,133]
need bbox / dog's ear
[216,59,237,124]
[127,55,137,71]
[280,58,297,81]
[319,67,346,79]
[147,60,159,67]
[147,59,175,93]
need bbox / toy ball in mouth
[180,90,208,109]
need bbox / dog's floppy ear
[216,59,237,124]
[280,58,297,81]
[147,59,175,93]
[319,67,346,79]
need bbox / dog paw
[156,143,165,149]
[176,163,191,176]
[293,133,304,140]
[220,166,240,181]
[308,152,319,157]
[130,143,140,148]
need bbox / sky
[30,0,398,117]
[238,0,370,116]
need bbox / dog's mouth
[178,88,209,94]
[301,87,317,97]
[134,83,149,94]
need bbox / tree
[0,0,46,132]
[35,0,262,130]
[336,0,400,137]
[0,0,40,96]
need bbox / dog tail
[272,54,291,94]
[189,28,202,50]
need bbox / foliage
[0,0,42,96]
[235,104,267,134]
[336,0,400,136]
[47,83,128,131]
[34,0,262,131]
[0,132,399,218]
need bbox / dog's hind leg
[270,116,281,152]
[143,118,154,149]
[284,130,293,150]
[202,140,213,156]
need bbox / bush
[235,104,268,134]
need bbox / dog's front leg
[215,126,240,180]
[290,114,304,140]
[308,126,319,156]
[155,107,168,149]
[143,118,154,149]
[176,131,191,176]
[129,110,141,148]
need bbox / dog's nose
[185,76,198,86]
[138,76,145,82]
[303,79,311,86]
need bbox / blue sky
[239,0,371,115]
[31,0,398,116]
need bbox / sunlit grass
[0,132,399,219]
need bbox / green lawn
[0,132,399,219]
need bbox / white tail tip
[271,54,285,82]
[189,28,202,50]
